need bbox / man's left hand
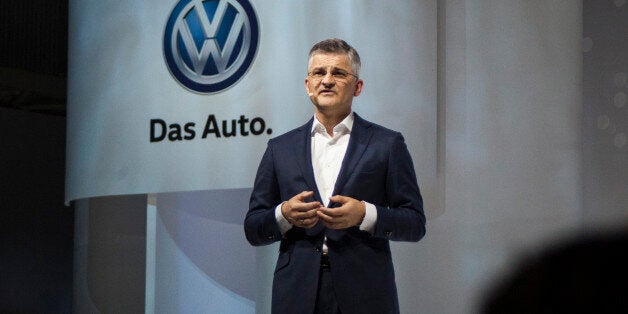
[316,195,366,229]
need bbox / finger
[295,216,319,228]
[330,195,355,206]
[318,207,343,217]
[291,201,322,212]
[316,210,340,222]
[293,208,319,220]
[303,216,319,227]
[295,191,315,201]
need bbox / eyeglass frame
[307,68,359,83]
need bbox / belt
[320,252,331,269]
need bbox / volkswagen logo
[164,0,259,94]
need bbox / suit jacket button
[267,235,275,240]
[385,231,393,238]
[316,248,321,252]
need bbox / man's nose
[321,72,335,85]
[321,75,336,88]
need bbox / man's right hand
[281,191,322,229]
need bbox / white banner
[66,0,438,213]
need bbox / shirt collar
[311,112,354,135]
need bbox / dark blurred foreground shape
[482,228,628,314]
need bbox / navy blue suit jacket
[244,113,426,314]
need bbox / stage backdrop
[66,0,440,213]
[68,1,589,313]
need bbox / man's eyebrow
[310,66,348,72]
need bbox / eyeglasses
[308,69,358,84]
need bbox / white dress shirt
[275,112,377,238]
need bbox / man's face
[305,53,363,115]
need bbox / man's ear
[354,79,364,96]
[305,78,313,96]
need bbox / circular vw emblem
[164,0,259,94]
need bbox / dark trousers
[314,267,341,314]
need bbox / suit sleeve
[244,140,284,246]
[372,133,426,242]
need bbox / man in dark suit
[244,38,426,314]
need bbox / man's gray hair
[308,38,361,77]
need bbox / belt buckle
[320,252,331,269]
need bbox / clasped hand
[281,191,366,229]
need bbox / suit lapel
[294,119,327,237]
[332,113,373,199]
[294,118,322,203]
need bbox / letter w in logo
[175,0,246,76]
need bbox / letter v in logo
[164,0,259,94]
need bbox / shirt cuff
[275,202,293,235]
[359,201,377,234]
